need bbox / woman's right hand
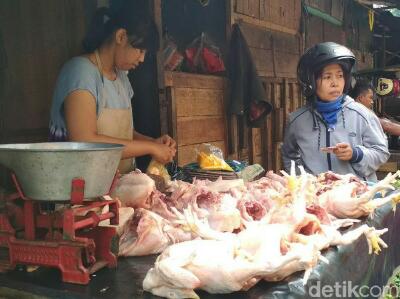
[151,143,176,164]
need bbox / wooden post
[151,0,168,136]
[382,30,386,68]
[166,86,178,163]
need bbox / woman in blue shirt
[50,2,175,173]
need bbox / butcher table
[0,200,400,299]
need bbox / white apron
[94,50,134,174]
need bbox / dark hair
[349,79,374,99]
[82,1,159,53]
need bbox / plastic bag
[185,32,225,74]
[163,34,184,71]
[146,159,171,183]
[196,143,233,172]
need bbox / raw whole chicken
[142,163,393,298]
[143,218,321,299]
[318,171,400,218]
[118,209,192,256]
[111,170,155,208]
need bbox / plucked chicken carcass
[143,212,322,299]
[118,208,192,256]
[111,170,155,208]
[165,180,243,233]
[143,164,392,298]
[318,171,400,218]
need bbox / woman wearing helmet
[281,42,389,181]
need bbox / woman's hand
[333,142,353,161]
[151,143,176,164]
[156,134,176,149]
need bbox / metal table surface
[1,201,400,299]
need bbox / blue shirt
[49,56,133,141]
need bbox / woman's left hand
[333,142,353,161]
[156,134,176,149]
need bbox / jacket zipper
[326,127,332,171]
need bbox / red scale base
[0,174,119,284]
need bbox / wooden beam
[152,0,168,135]
[233,12,297,35]
[378,162,398,173]
[164,71,226,89]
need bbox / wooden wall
[239,22,301,79]
[164,71,227,166]
[305,0,345,22]
[252,78,304,171]
[304,15,346,49]
[304,0,373,71]
[0,0,95,189]
[233,0,301,34]
[0,0,95,143]
[227,0,303,172]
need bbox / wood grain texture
[0,0,89,142]
[175,88,224,117]
[177,116,225,146]
[164,71,226,89]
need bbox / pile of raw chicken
[106,163,400,299]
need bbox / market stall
[0,198,399,299]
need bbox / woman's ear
[115,28,128,45]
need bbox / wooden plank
[233,13,298,35]
[227,114,239,159]
[274,51,299,79]
[260,0,269,21]
[268,0,300,31]
[175,88,223,117]
[249,47,274,75]
[153,0,168,135]
[263,77,299,84]
[273,83,282,108]
[239,22,272,49]
[242,0,250,16]
[253,154,263,165]
[0,128,50,143]
[378,162,398,173]
[164,71,226,89]
[283,78,291,121]
[248,0,260,19]
[331,0,344,22]
[323,21,345,44]
[353,49,374,71]
[222,78,230,156]
[177,116,225,146]
[0,0,88,141]
[274,142,283,171]
[292,83,300,112]
[274,108,285,142]
[259,116,268,168]
[265,114,273,170]
[178,140,225,166]
[166,87,178,153]
[292,0,302,32]
[273,31,301,54]
[252,128,262,156]
[235,0,245,14]
[305,15,324,48]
